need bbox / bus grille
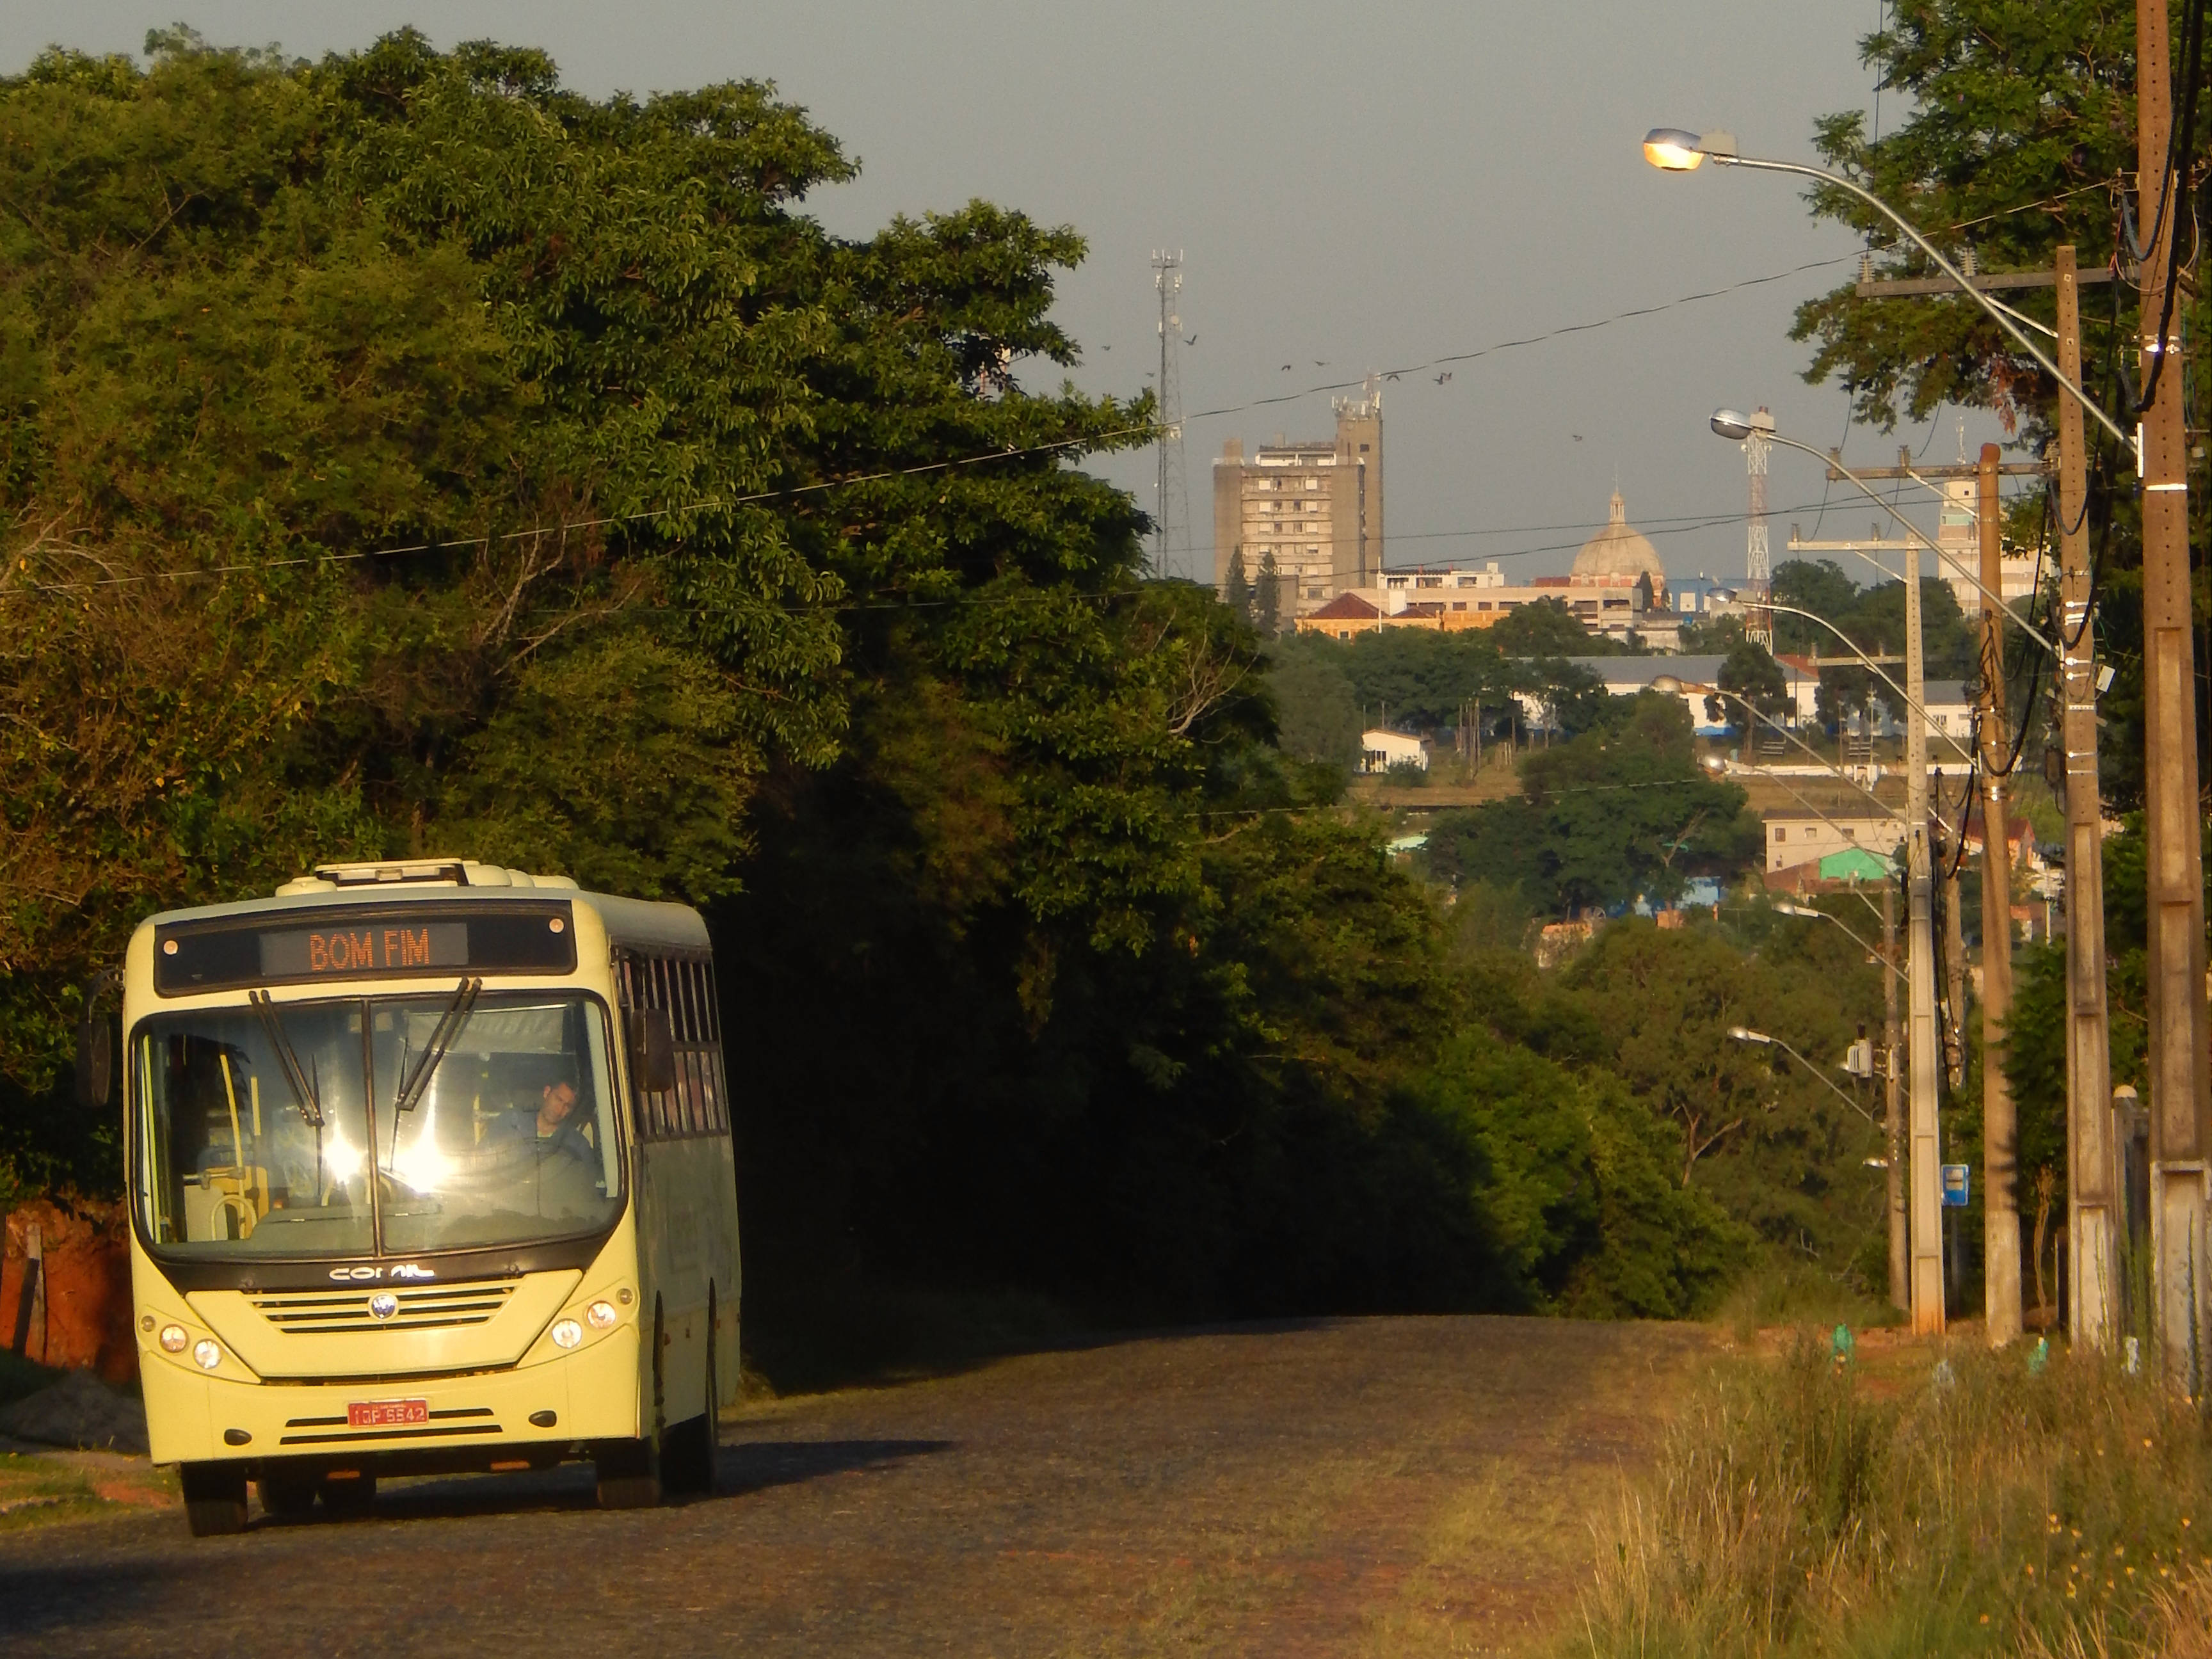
[246,1279,520,1334]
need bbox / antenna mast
[1151,250,1185,579]
[1744,405,1775,650]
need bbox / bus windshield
[134,991,623,1261]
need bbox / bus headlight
[193,1339,221,1370]
[159,1325,188,1354]
[586,1301,617,1329]
[550,1319,582,1350]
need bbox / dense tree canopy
[0,29,1886,1358]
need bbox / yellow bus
[96,860,740,1535]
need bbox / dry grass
[1574,1336,2212,1658]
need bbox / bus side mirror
[628,1008,676,1094]
[74,1016,113,1108]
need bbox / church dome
[1571,490,1667,592]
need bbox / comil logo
[326,1263,438,1283]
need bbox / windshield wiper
[248,991,324,1128]
[392,977,482,1116]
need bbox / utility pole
[2136,0,2211,1388]
[2056,244,2118,1349]
[1899,446,1945,1334]
[1885,874,1907,1311]
[1151,250,1186,580]
[1978,442,2022,1345]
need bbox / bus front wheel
[597,1298,667,1509]
[181,1463,248,1537]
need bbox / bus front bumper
[139,1324,643,1471]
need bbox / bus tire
[181,1463,248,1537]
[594,1438,662,1509]
[597,1299,667,1509]
[318,1473,378,1519]
[257,1471,318,1518]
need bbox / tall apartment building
[1934,476,2039,612]
[1212,377,1382,619]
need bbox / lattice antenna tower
[1151,250,1185,579]
[1743,405,1775,650]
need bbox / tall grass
[1577,1337,2212,1657]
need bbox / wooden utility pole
[2056,245,2118,1348]
[1884,874,1907,1311]
[1978,442,2021,1345]
[2137,0,2211,1387]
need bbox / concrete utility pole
[1899,452,1945,1334]
[1977,442,2021,1345]
[1885,874,1908,1311]
[2056,245,2118,1349]
[2136,0,2211,1388]
[1151,250,1186,580]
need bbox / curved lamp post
[1756,600,1975,765]
[1698,413,1949,1336]
[1728,1025,1880,1128]
[1709,410,2061,661]
[1774,899,1903,986]
[1644,129,2136,461]
[1648,673,1897,821]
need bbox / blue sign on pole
[1941,1163,1971,1208]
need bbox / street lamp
[1709,410,2061,661]
[1649,131,2136,460]
[1649,673,1897,822]
[1697,413,1948,1335]
[1773,900,1902,985]
[1755,600,1975,766]
[1727,1025,1881,1129]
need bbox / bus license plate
[348,1398,428,1429]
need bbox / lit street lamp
[1645,130,2136,460]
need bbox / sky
[1,1,2012,587]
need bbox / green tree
[1263,639,1361,769]
[1424,693,1762,914]
[1224,548,1253,625]
[1255,549,1281,636]
[1711,637,1791,729]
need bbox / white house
[1361,728,1428,773]
[1511,655,1733,737]
[1764,813,1905,874]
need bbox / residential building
[1511,655,1733,737]
[1212,378,1382,620]
[1934,477,2040,613]
[1763,813,1905,874]
[1360,728,1427,773]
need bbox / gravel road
[0,1315,1712,1658]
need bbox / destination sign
[154,903,575,995]
[260,922,468,979]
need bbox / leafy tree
[1489,595,1623,657]
[1262,638,1361,770]
[1424,693,1761,914]
[1254,550,1281,636]
[1411,1026,1748,1317]
[1223,548,1253,625]
[1711,637,1791,728]
[1785,0,2193,808]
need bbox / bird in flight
[1313,360,1329,366]
[1573,433,1585,442]
[1281,363,1294,371]
[1185,333,1198,345]
[1384,371,1402,381]
[1434,372,1452,385]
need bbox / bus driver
[488,1078,595,1170]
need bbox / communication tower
[1743,405,1775,650]
[1151,250,1185,579]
